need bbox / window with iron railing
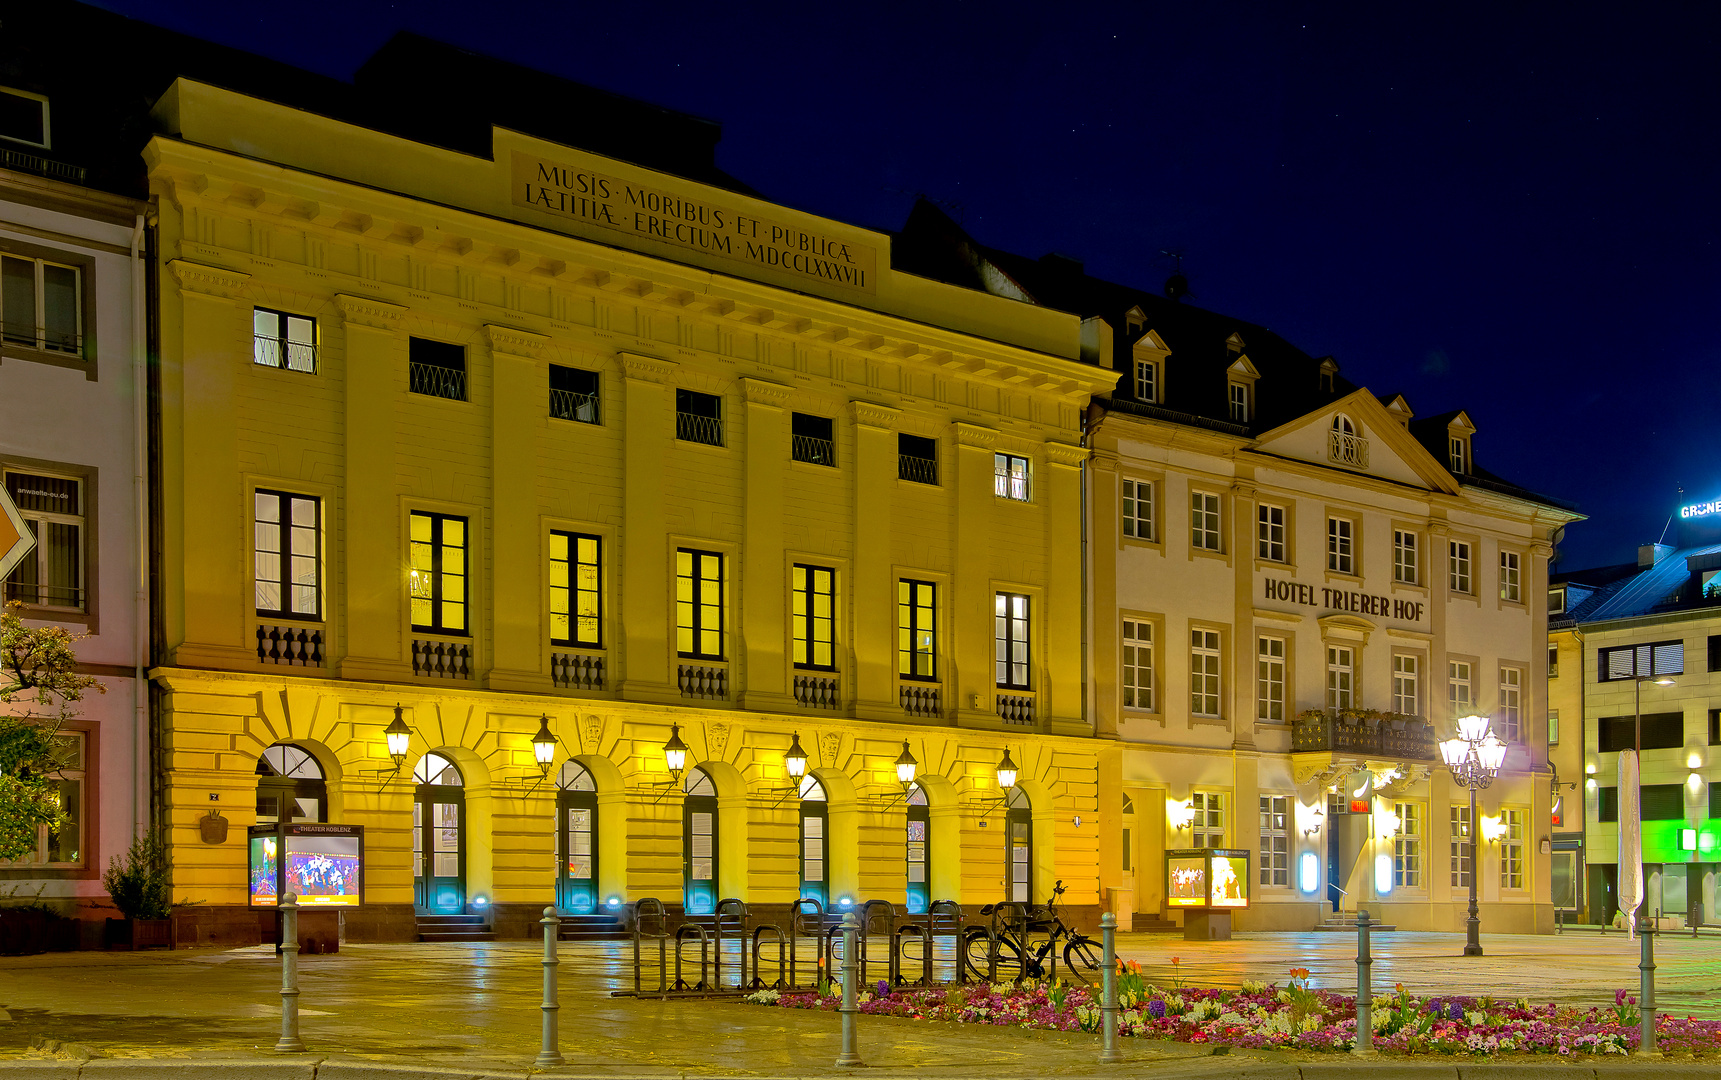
[676,389,723,446]
[253,308,316,373]
[791,412,835,466]
[409,337,467,401]
[1328,414,1368,468]
[898,433,938,484]
[549,364,599,424]
[994,453,1030,501]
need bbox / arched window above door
[907,782,928,807]
[684,767,716,797]
[255,743,326,824]
[557,761,595,792]
[1006,786,1031,810]
[798,775,826,801]
[414,752,463,786]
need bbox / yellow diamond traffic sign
[0,482,34,581]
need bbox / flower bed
[743,965,1721,1057]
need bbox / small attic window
[1449,435,1469,474]
[1317,357,1340,395]
[0,87,50,149]
[1124,306,1145,336]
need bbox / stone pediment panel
[1252,390,1458,493]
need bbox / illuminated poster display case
[248,823,365,907]
[1165,848,1250,909]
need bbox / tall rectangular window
[1122,479,1154,540]
[1500,809,1524,889]
[409,511,467,634]
[1,254,81,354]
[1190,629,1221,717]
[408,337,467,401]
[1135,358,1159,403]
[1327,517,1354,574]
[549,532,601,647]
[994,453,1030,501]
[1191,491,1221,552]
[1259,795,1288,886]
[14,732,83,865]
[1448,660,1472,715]
[1449,436,1467,474]
[898,579,936,679]
[1549,709,1560,746]
[1229,382,1250,423]
[1393,802,1422,888]
[1499,551,1521,602]
[1499,667,1522,742]
[675,389,723,446]
[1449,540,1472,594]
[1393,529,1418,584]
[1326,645,1354,711]
[1393,654,1419,716]
[995,592,1031,689]
[791,412,835,466]
[1449,805,1472,887]
[1257,504,1285,561]
[675,549,724,659]
[252,308,316,373]
[549,364,600,424]
[2,470,84,611]
[1191,791,1224,847]
[1121,619,1153,710]
[898,433,938,484]
[1257,635,1285,722]
[792,564,836,670]
[254,490,320,619]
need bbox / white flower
[1466,1011,1484,1026]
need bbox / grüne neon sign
[1680,500,1721,520]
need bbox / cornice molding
[619,351,678,383]
[334,293,407,330]
[167,259,249,299]
[1089,450,1120,474]
[1043,441,1088,468]
[953,421,998,449]
[740,377,793,407]
[848,400,901,429]
[484,324,548,358]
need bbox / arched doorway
[414,752,465,913]
[798,775,828,906]
[683,767,718,915]
[556,761,597,914]
[906,782,929,914]
[255,744,327,824]
[1005,787,1032,903]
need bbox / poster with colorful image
[284,830,363,906]
[1166,852,1207,906]
[1208,852,1249,907]
[249,833,279,907]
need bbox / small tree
[0,601,102,862]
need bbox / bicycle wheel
[1064,935,1101,974]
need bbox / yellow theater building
[143,41,1116,943]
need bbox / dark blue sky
[104,0,1721,569]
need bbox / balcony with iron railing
[898,454,938,485]
[1328,429,1369,469]
[0,148,85,185]
[253,335,317,374]
[1291,708,1437,761]
[676,412,724,447]
[409,361,467,401]
[792,434,835,467]
[549,389,599,424]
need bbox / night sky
[99,0,1721,571]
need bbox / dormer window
[1548,586,1565,614]
[1318,357,1340,394]
[1135,358,1160,404]
[1226,355,1259,425]
[1124,305,1145,337]
[1448,436,1468,474]
[1131,328,1170,406]
[1228,382,1250,422]
[0,87,50,149]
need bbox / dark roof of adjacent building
[0,3,753,199]
[895,199,1573,511]
[1551,545,1721,627]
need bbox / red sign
[1349,800,1369,814]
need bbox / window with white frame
[1259,795,1288,886]
[1393,802,1422,887]
[1135,358,1160,403]
[1327,517,1354,574]
[1499,667,1522,742]
[994,592,1031,690]
[1257,504,1285,562]
[2,469,85,612]
[1449,805,1472,887]
[1449,540,1472,594]
[1190,491,1221,552]
[1229,382,1250,423]
[1326,645,1354,711]
[1500,809,1524,889]
[1448,660,1473,715]
[1393,529,1418,584]
[11,731,84,865]
[1121,478,1154,541]
[1190,629,1221,717]
[1121,618,1153,710]
[252,307,317,373]
[1548,709,1560,746]
[1190,791,1224,847]
[254,490,321,619]
[1499,551,1521,602]
[1449,436,1468,474]
[993,452,1030,502]
[1257,635,1285,722]
[0,87,50,148]
[1393,654,1419,716]
[1,254,81,355]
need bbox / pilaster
[485,324,551,692]
[620,352,676,701]
[849,400,900,722]
[740,378,793,711]
[1088,451,1121,739]
[1229,480,1257,748]
[1044,440,1087,735]
[951,422,996,728]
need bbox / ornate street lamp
[995,748,1019,792]
[1440,715,1507,957]
[531,715,557,777]
[662,724,689,782]
[784,733,809,781]
[893,740,919,790]
[384,705,412,771]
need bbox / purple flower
[1148,999,1167,1019]
[1428,999,1444,1015]
[1450,1002,1465,1020]
[876,980,890,998]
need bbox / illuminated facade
[143,49,1114,942]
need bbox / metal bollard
[835,912,862,1067]
[1099,912,1121,1063]
[1353,910,1374,1057]
[1637,923,1658,1057]
[275,893,306,1052]
[536,907,564,1067]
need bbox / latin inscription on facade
[1262,578,1424,622]
[510,152,878,294]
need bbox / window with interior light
[409,512,468,635]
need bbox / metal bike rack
[632,897,670,995]
[673,922,711,991]
[713,898,750,991]
[928,900,965,983]
[750,922,788,989]
[789,898,824,989]
[859,899,896,987]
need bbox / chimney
[1638,544,1673,568]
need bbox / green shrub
[103,832,171,920]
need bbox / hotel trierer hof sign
[511,151,878,294]
[0,483,34,580]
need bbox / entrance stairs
[416,914,495,943]
[1129,914,1179,932]
[1312,910,1396,932]
[558,913,629,941]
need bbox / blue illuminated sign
[1680,500,1721,520]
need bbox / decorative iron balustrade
[678,663,729,700]
[1328,430,1369,469]
[676,412,723,446]
[409,361,467,401]
[256,623,323,666]
[1290,710,1437,761]
[997,694,1036,726]
[793,674,840,709]
[898,454,938,485]
[0,148,85,184]
[412,637,472,680]
[549,388,599,424]
[791,434,835,466]
[900,683,941,718]
[551,651,605,691]
[252,334,317,373]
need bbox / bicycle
[961,880,1103,982]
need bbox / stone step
[417,930,497,942]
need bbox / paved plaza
[2,930,1720,1078]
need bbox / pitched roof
[1555,545,1721,625]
